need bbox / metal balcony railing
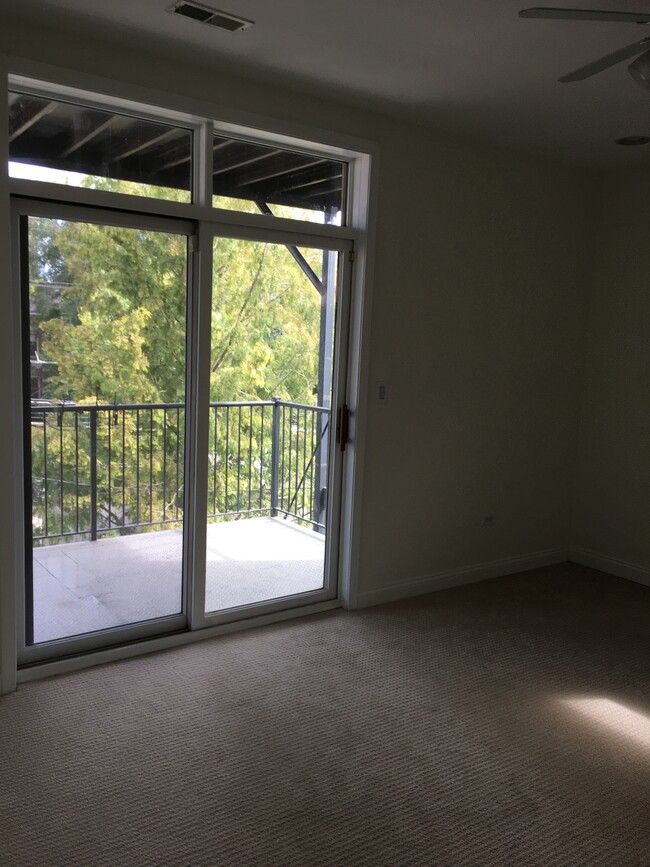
[30,399,330,545]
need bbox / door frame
[1,60,378,691]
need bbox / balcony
[29,399,330,643]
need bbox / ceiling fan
[519,7,650,87]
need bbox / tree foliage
[32,185,324,406]
[28,184,330,541]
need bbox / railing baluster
[212,404,218,516]
[225,406,230,512]
[260,404,265,511]
[176,407,180,521]
[292,409,298,510]
[107,408,112,530]
[122,409,126,527]
[149,409,154,526]
[89,408,97,542]
[248,404,253,511]
[236,405,242,513]
[298,410,302,511]
[59,408,64,536]
[270,399,280,518]
[43,414,48,539]
[163,408,167,523]
[75,411,79,534]
[302,408,307,518]
[136,408,140,526]
[281,404,286,513]
[309,409,316,522]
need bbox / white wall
[360,137,594,598]
[0,17,597,683]
[571,170,650,578]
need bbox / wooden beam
[61,116,117,158]
[281,173,343,194]
[234,157,326,188]
[303,183,344,199]
[161,138,232,171]
[9,101,57,144]
[109,127,183,163]
[213,148,282,176]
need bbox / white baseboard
[568,549,650,587]
[355,548,569,608]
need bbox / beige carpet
[1,563,649,866]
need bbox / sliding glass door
[17,202,193,659]
[16,202,351,661]
[201,234,344,619]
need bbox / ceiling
[6,0,650,168]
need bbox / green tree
[33,192,324,406]
[28,184,329,540]
[36,216,187,404]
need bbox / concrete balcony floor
[32,516,325,644]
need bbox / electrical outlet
[482,513,495,527]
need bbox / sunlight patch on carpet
[560,697,650,750]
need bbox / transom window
[8,91,194,202]
[211,132,345,225]
[8,88,348,224]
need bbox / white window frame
[0,55,379,691]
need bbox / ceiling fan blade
[520,8,650,23]
[558,37,650,80]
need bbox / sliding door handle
[336,404,349,452]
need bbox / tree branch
[211,245,268,374]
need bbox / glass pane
[9,92,192,203]
[26,216,188,643]
[212,134,345,225]
[205,237,339,613]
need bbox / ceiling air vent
[168,1,254,32]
